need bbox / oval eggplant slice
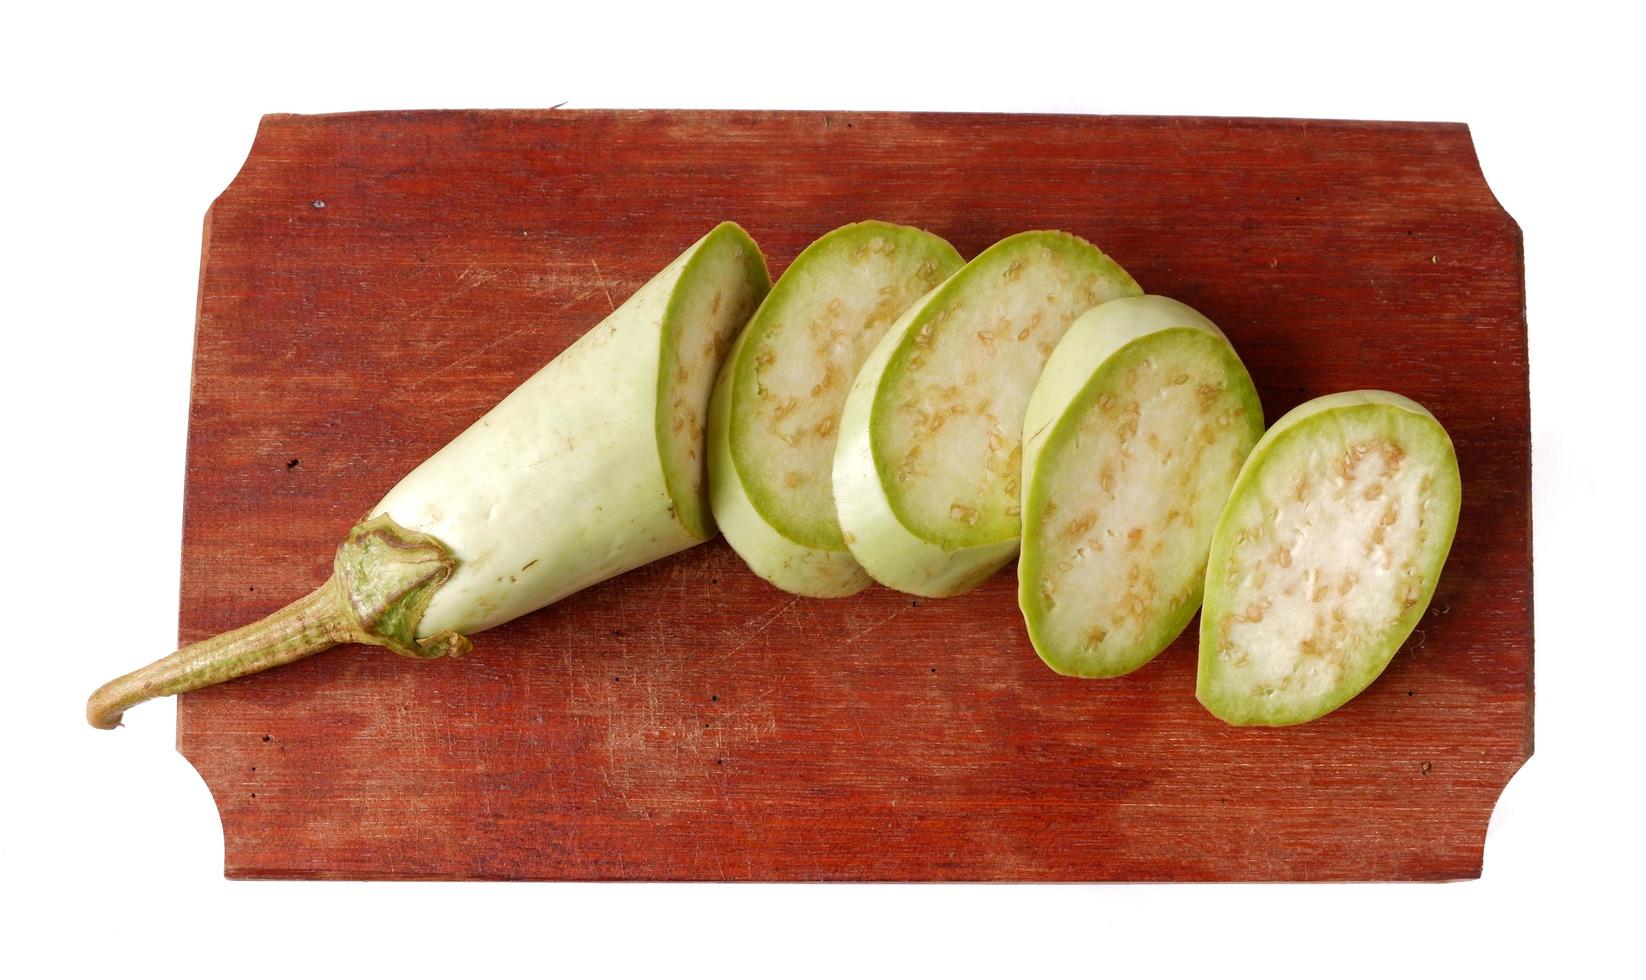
[1019,296,1263,677]
[1197,391,1462,726]
[709,221,963,597]
[833,230,1141,597]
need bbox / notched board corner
[1455,123,1526,246]
[209,113,283,212]
[1474,741,1535,879]
[172,700,234,880]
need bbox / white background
[5,1,1641,976]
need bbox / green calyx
[334,516,471,660]
[86,514,469,730]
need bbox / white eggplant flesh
[832,230,1142,597]
[1197,391,1462,726]
[88,222,769,728]
[707,221,963,597]
[1017,296,1263,678]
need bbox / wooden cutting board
[175,109,1531,881]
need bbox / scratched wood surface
[175,110,1530,881]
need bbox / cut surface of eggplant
[1019,296,1262,677]
[1197,391,1461,726]
[709,221,963,596]
[833,230,1141,597]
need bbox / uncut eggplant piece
[1197,391,1462,726]
[832,231,1142,597]
[708,221,963,597]
[87,222,770,729]
[1018,296,1263,677]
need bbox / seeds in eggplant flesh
[1018,296,1263,678]
[833,230,1142,597]
[1196,392,1461,726]
[709,221,963,597]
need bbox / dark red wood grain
[175,110,1530,880]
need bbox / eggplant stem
[86,514,472,730]
[86,579,355,730]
